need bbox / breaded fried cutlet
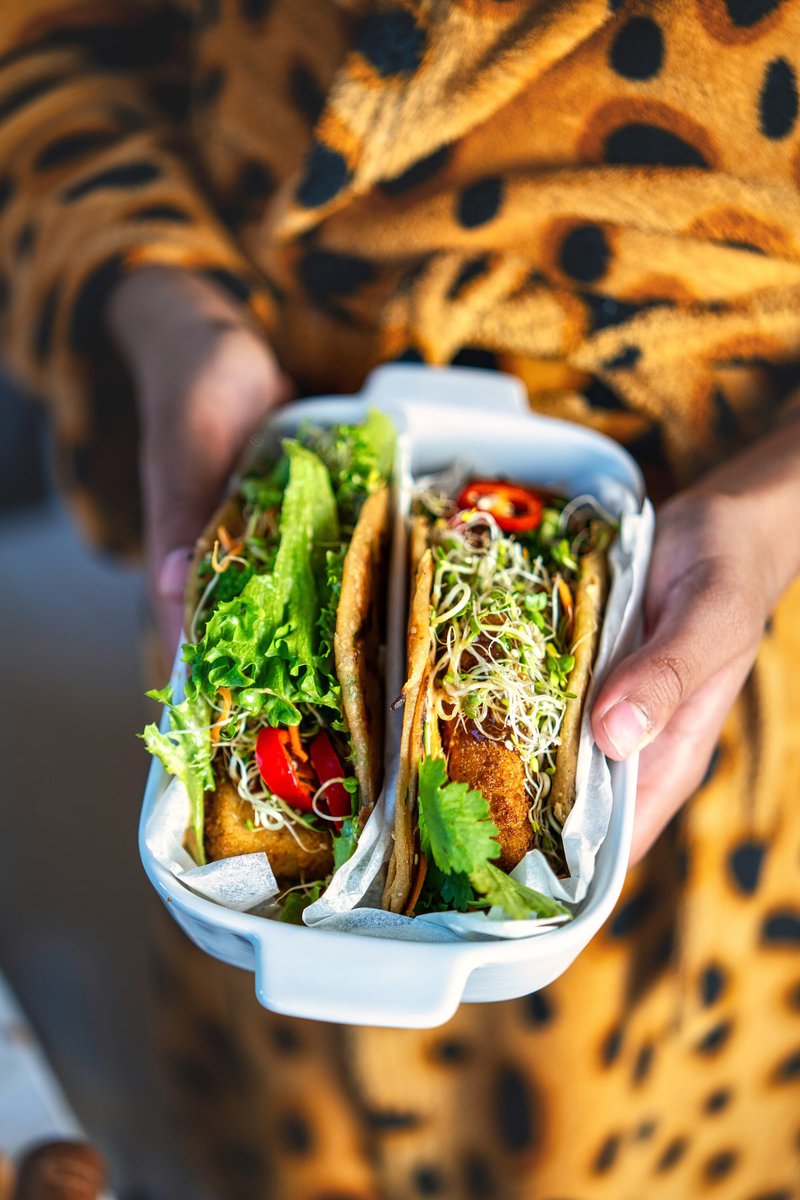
[445,720,533,872]
[204,767,333,880]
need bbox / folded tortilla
[186,484,391,880]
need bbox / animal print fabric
[3,1,800,1196]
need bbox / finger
[592,558,763,760]
[628,656,752,863]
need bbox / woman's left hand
[591,414,800,864]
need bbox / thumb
[591,559,762,760]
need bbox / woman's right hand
[107,266,292,657]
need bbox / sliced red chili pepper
[255,727,315,811]
[309,730,353,828]
[456,480,544,533]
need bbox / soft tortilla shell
[334,486,391,822]
[383,539,434,913]
[550,545,608,826]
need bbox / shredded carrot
[288,723,308,762]
[217,525,244,557]
[211,539,229,574]
[404,851,428,916]
[211,686,233,743]
[557,576,574,618]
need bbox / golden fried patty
[204,767,333,881]
[445,721,533,872]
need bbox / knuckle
[648,650,692,710]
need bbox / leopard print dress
[2,2,800,1197]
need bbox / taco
[383,477,613,921]
[143,410,394,912]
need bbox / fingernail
[601,701,650,759]
[158,547,192,600]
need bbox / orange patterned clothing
[2,3,800,1198]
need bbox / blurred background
[0,375,203,1198]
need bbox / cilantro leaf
[470,863,569,920]
[417,756,499,877]
[142,687,214,865]
[279,880,325,924]
[332,817,359,871]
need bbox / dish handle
[253,925,473,1029]
[362,363,528,416]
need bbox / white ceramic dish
[140,365,651,1028]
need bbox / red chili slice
[456,480,544,533]
[255,727,315,811]
[309,730,353,828]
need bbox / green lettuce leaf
[142,686,214,865]
[470,863,569,920]
[307,409,395,531]
[184,442,342,724]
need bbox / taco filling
[384,476,614,921]
[142,410,394,916]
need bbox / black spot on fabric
[609,17,664,80]
[585,378,626,410]
[414,1165,443,1195]
[773,1049,800,1082]
[133,203,192,223]
[636,1119,657,1140]
[604,123,709,167]
[604,344,641,370]
[72,445,91,486]
[197,67,224,107]
[456,176,504,229]
[493,1066,534,1152]
[201,266,252,304]
[700,743,723,788]
[241,159,275,200]
[63,160,162,202]
[14,222,36,259]
[713,387,739,438]
[379,144,452,196]
[626,421,667,465]
[68,255,124,354]
[602,1025,624,1066]
[269,1023,302,1054]
[584,293,650,330]
[356,8,426,77]
[0,75,63,124]
[290,61,326,125]
[277,1112,313,1154]
[559,224,610,283]
[0,176,14,213]
[759,58,798,139]
[633,1042,654,1084]
[704,1150,738,1181]
[728,840,766,894]
[609,888,656,936]
[748,1192,794,1200]
[447,256,490,302]
[240,0,274,20]
[789,982,800,1010]
[724,0,783,26]
[298,249,375,304]
[696,1020,733,1055]
[705,1088,732,1114]
[657,1137,688,1172]
[435,1039,472,1064]
[450,347,499,370]
[700,963,728,1006]
[463,1156,494,1199]
[366,1109,421,1131]
[525,989,555,1026]
[33,129,118,172]
[394,346,426,364]
[33,284,61,361]
[297,141,353,208]
[593,1133,621,1174]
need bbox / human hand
[591,418,800,864]
[107,267,292,656]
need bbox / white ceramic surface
[140,365,650,1029]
